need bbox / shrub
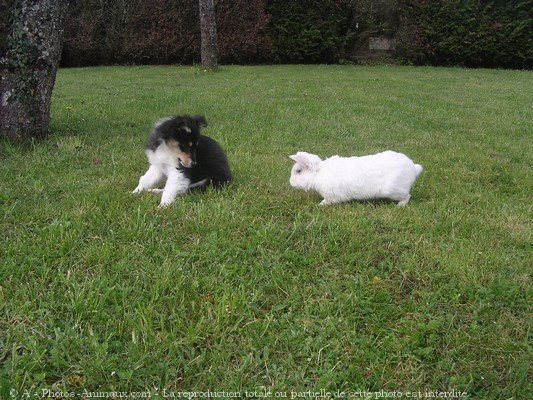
[59,0,532,68]
[397,0,533,68]
[61,0,273,67]
[216,0,273,64]
[266,0,355,63]
[62,0,200,66]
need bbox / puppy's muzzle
[177,152,196,168]
[179,159,196,168]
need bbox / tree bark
[198,0,218,70]
[0,0,68,141]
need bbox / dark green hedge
[2,0,530,68]
[266,0,399,63]
[266,0,354,63]
[397,0,533,68]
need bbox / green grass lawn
[1,65,531,398]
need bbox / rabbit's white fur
[289,150,423,206]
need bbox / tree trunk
[0,0,68,141]
[198,0,218,70]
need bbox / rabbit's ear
[290,152,321,169]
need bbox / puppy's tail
[189,177,231,192]
[189,179,210,191]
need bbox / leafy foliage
[397,0,533,68]
[265,0,355,63]
[61,0,272,66]
[56,0,532,68]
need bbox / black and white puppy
[133,115,231,206]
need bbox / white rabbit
[289,150,423,206]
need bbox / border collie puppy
[132,115,232,206]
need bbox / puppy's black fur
[147,115,231,191]
[180,134,233,191]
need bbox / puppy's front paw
[158,199,173,208]
[320,199,332,206]
[132,186,143,194]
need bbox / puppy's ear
[193,115,208,128]
[177,122,192,133]
[155,117,177,140]
[289,152,321,170]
